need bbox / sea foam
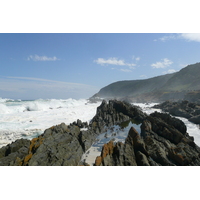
[1,99,200,151]
[0,98,101,147]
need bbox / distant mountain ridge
[94,62,200,102]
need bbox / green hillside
[95,62,200,102]
[161,63,200,91]
[98,73,174,98]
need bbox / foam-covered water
[0,98,101,147]
[1,98,200,154]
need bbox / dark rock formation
[189,115,200,124]
[1,99,200,166]
[0,139,30,166]
[95,111,200,166]
[0,100,146,166]
[153,100,200,124]
[91,100,146,128]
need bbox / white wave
[0,97,14,103]
[0,98,101,147]
[1,99,200,154]
[176,117,200,147]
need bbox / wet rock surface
[0,139,30,166]
[1,99,200,166]
[153,100,200,124]
[0,100,146,166]
[94,110,200,166]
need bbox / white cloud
[94,57,136,67]
[27,55,59,61]
[132,55,140,61]
[120,69,132,73]
[155,34,177,42]
[155,33,200,43]
[163,69,177,74]
[94,57,125,65]
[151,58,173,69]
[135,57,140,61]
[180,33,200,42]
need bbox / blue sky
[1,33,200,99]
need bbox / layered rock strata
[95,111,200,166]
[1,99,200,166]
[0,100,145,166]
[153,100,200,124]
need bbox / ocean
[0,98,101,148]
[1,98,200,161]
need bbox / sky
[1,0,200,100]
[1,33,200,100]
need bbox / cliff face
[94,62,200,102]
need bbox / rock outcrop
[91,100,146,127]
[0,100,146,166]
[153,100,200,124]
[1,99,200,166]
[0,139,30,166]
[95,111,200,166]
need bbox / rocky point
[0,99,200,166]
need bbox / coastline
[1,99,200,166]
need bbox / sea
[1,97,200,165]
[0,98,101,148]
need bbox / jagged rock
[0,100,146,166]
[91,100,146,129]
[94,139,137,166]
[153,100,200,124]
[95,110,200,166]
[22,123,85,166]
[0,139,30,166]
[1,99,200,166]
[135,151,150,166]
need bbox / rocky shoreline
[153,100,200,125]
[1,100,200,166]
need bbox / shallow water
[81,120,141,166]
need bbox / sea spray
[1,99,200,151]
[0,98,101,147]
